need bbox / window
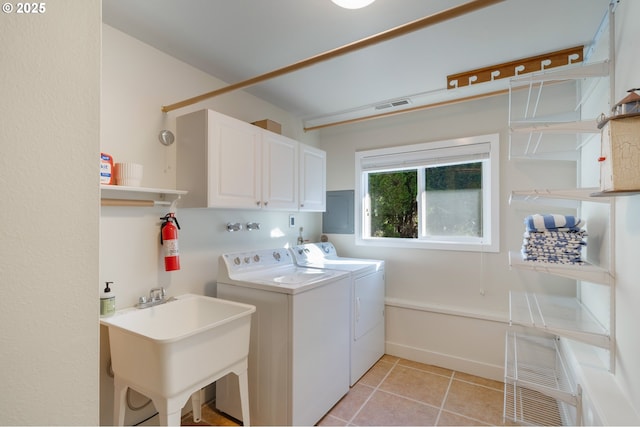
[355,134,499,252]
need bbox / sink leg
[156,392,195,427]
[159,409,181,427]
[191,389,202,422]
[113,377,128,426]
[238,369,251,427]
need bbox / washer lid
[294,256,384,275]
[265,268,341,285]
[227,265,349,294]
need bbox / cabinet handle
[256,201,261,206]
[264,201,268,206]
[300,203,304,208]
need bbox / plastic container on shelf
[100,153,115,185]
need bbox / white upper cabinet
[177,109,323,211]
[177,109,260,208]
[262,132,298,211]
[209,110,262,209]
[299,144,326,212]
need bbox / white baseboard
[385,340,504,382]
[384,299,507,383]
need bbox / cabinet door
[262,133,298,211]
[209,112,262,209]
[299,144,326,211]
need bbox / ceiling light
[331,0,376,9]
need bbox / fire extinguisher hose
[160,213,180,244]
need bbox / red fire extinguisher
[160,213,181,271]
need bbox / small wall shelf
[100,185,187,207]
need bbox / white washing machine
[290,242,385,385]
[216,247,350,426]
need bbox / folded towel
[521,250,584,264]
[525,244,586,252]
[522,239,587,248]
[523,230,588,239]
[524,214,584,232]
[521,215,587,264]
[523,238,585,246]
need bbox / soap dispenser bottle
[100,281,116,317]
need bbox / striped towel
[524,240,583,250]
[521,251,585,264]
[521,215,587,265]
[524,230,588,239]
[524,214,584,232]
[523,233,587,247]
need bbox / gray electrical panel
[322,190,354,234]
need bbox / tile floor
[180,355,513,426]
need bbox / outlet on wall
[289,214,295,228]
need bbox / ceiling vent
[374,99,411,110]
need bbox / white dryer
[216,247,350,426]
[290,242,385,385]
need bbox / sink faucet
[136,287,168,309]
[149,287,165,302]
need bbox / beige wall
[2,1,636,424]
[318,1,640,421]
[0,1,101,424]
[101,24,319,191]
[100,24,323,424]
[318,93,577,380]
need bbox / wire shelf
[504,332,582,426]
[509,291,610,348]
[504,384,564,426]
[508,251,613,286]
[509,130,599,161]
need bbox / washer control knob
[244,256,251,264]
[273,251,281,261]
[253,254,261,262]
[233,257,241,265]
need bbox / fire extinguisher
[160,213,181,271]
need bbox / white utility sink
[100,293,255,426]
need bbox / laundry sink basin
[100,293,255,424]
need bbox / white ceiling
[102,0,611,128]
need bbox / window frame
[355,134,500,252]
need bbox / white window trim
[355,134,500,252]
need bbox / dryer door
[354,270,385,340]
